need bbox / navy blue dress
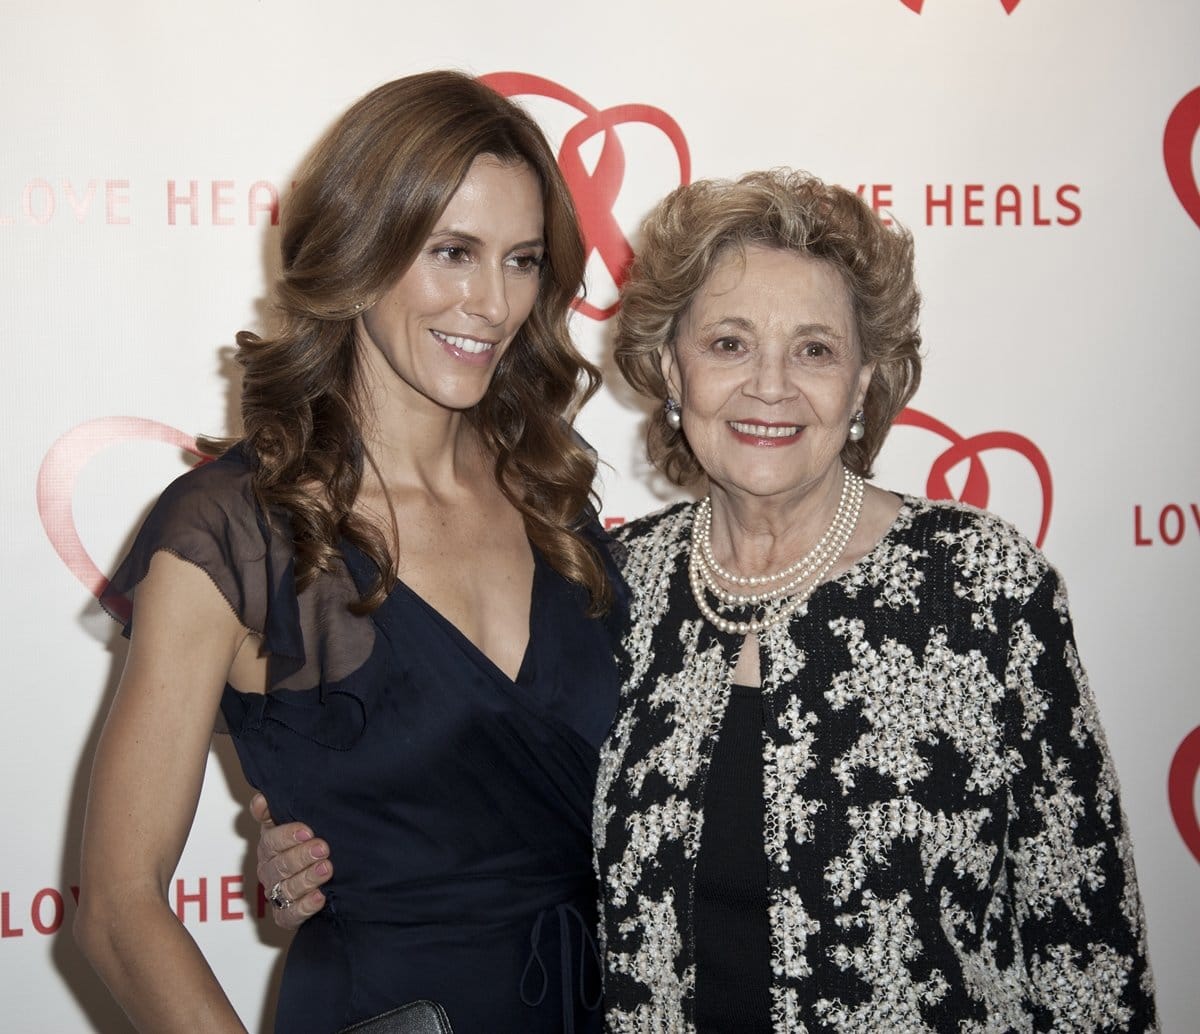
[102,447,619,1034]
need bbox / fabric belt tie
[519,902,603,1033]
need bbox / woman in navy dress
[75,71,618,1034]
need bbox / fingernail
[310,843,328,859]
[295,829,312,843]
[315,862,330,877]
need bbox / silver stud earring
[664,398,683,431]
[848,410,866,442]
[352,301,364,313]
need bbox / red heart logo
[1164,87,1200,229]
[37,417,204,603]
[893,407,1053,547]
[482,72,691,321]
[1169,726,1200,866]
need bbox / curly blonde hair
[614,168,922,483]
[204,71,611,614]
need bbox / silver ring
[269,881,292,910]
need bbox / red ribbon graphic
[482,72,691,321]
[895,407,1053,547]
[1169,726,1200,866]
[1164,86,1200,230]
[901,0,1022,11]
[37,417,203,602]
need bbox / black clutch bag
[336,1000,453,1034]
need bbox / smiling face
[357,154,545,415]
[662,244,873,504]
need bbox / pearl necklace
[688,469,864,636]
[692,472,861,600]
[693,471,858,587]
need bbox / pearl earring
[664,398,683,431]
[848,410,866,442]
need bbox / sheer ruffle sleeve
[99,446,376,702]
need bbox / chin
[719,478,804,501]
[430,375,498,412]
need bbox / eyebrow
[428,228,546,251]
[695,316,846,340]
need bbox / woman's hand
[251,792,332,929]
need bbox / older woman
[597,169,1156,1031]
[258,170,1157,1033]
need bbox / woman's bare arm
[74,551,253,1032]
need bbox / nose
[466,263,510,326]
[745,348,797,404]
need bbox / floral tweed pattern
[595,497,1157,1033]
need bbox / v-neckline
[343,538,539,686]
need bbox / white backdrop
[3,1,1198,1030]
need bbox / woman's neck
[355,362,491,497]
[705,468,848,580]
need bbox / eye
[710,337,746,357]
[802,341,832,358]
[505,252,545,273]
[433,244,472,263]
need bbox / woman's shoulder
[149,443,290,558]
[891,492,1054,608]
[610,499,695,547]
[100,443,280,627]
[156,444,259,521]
[900,492,1042,551]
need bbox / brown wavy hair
[204,71,610,614]
[615,168,922,483]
